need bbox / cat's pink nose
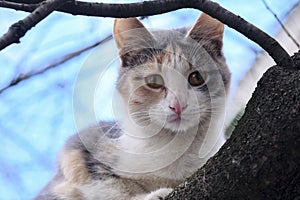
[169,103,186,116]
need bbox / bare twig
[0,35,112,94]
[0,16,149,92]
[0,0,39,12]
[9,0,42,3]
[0,0,296,69]
[0,0,73,50]
[262,0,300,48]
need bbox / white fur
[143,188,173,200]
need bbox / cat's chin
[162,117,195,132]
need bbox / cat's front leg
[144,188,173,200]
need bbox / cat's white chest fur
[115,118,225,191]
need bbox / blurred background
[0,0,299,199]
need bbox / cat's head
[113,13,230,133]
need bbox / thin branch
[0,0,73,50]
[0,35,112,94]
[0,0,296,69]
[262,0,300,48]
[9,0,43,3]
[0,0,39,12]
[0,16,149,92]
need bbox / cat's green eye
[188,71,205,87]
[145,74,164,89]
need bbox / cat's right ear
[113,18,154,51]
[186,13,224,54]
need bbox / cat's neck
[117,116,225,175]
[120,120,199,152]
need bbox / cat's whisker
[130,112,149,116]
[133,114,150,119]
[130,111,151,117]
[135,119,151,124]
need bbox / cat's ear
[187,13,224,53]
[113,18,154,50]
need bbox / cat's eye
[188,71,206,87]
[145,74,164,89]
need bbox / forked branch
[0,0,296,69]
[0,0,73,50]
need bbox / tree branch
[0,0,39,12]
[0,0,296,69]
[8,0,43,3]
[0,0,73,50]
[262,0,300,49]
[0,35,112,94]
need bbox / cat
[35,13,230,200]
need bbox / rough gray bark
[166,51,300,200]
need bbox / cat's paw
[144,188,173,200]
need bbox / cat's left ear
[187,13,224,53]
[113,18,154,50]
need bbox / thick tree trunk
[167,51,300,200]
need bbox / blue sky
[0,0,298,199]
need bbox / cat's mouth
[166,115,182,126]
